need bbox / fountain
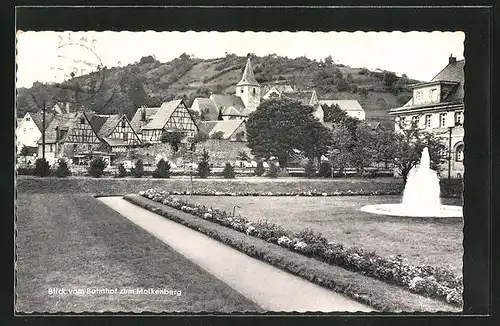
[360,147,462,218]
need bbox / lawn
[15,193,262,313]
[176,195,464,276]
[16,175,404,196]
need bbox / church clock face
[50,32,107,105]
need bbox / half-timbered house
[132,99,199,146]
[37,111,111,165]
[90,114,141,152]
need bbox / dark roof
[210,94,245,110]
[237,58,259,86]
[29,112,55,131]
[89,115,109,135]
[208,120,245,139]
[430,59,464,103]
[192,98,219,121]
[130,107,159,133]
[281,91,315,106]
[90,114,122,138]
[102,137,128,147]
[143,100,184,130]
[221,106,245,116]
[198,121,219,134]
[38,112,84,144]
[319,100,364,112]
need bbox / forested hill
[16,53,420,120]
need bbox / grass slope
[16,54,418,119]
[176,195,463,276]
[15,193,262,313]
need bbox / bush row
[139,188,463,307]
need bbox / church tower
[235,57,261,112]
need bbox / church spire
[237,57,259,86]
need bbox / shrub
[318,161,332,178]
[55,160,71,178]
[222,162,235,179]
[268,163,279,178]
[17,166,35,175]
[116,163,127,178]
[34,158,51,177]
[130,159,145,178]
[197,149,211,178]
[254,160,265,176]
[87,157,107,178]
[152,159,171,178]
[304,160,316,178]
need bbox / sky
[16,31,465,88]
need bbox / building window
[253,88,256,95]
[80,117,85,124]
[121,120,126,128]
[454,111,463,126]
[399,116,406,128]
[415,90,424,103]
[430,88,438,102]
[412,115,420,126]
[240,89,244,93]
[439,113,447,127]
[439,148,447,159]
[73,144,77,151]
[425,115,432,128]
[123,132,128,141]
[26,116,30,121]
[456,145,464,162]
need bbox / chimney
[449,54,457,64]
[141,106,146,121]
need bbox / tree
[372,127,398,168]
[300,120,332,164]
[268,162,279,178]
[193,131,209,143]
[304,159,316,178]
[87,157,107,178]
[152,158,171,178]
[318,160,332,178]
[130,159,145,178]
[19,146,30,157]
[55,160,71,178]
[34,158,51,177]
[222,162,235,179]
[254,160,265,176]
[322,103,347,123]
[383,72,398,87]
[392,122,447,184]
[324,55,333,65]
[211,131,224,140]
[160,131,184,152]
[197,148,211,178]
[328,124,354,177]
[237,150,250,162]
[246,98,330,168]
[350,123,377,174]
[116,163,127,178]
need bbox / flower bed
[164,188,400,197]
[139,188,463,307]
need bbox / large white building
[389,55,464,179]
[16,112,55,155]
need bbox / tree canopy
[246,98,332,167]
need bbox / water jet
[360,147,462,218]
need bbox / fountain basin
[360,204,463,218]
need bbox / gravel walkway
[98,196,374,312]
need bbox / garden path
[98,196,375,313]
